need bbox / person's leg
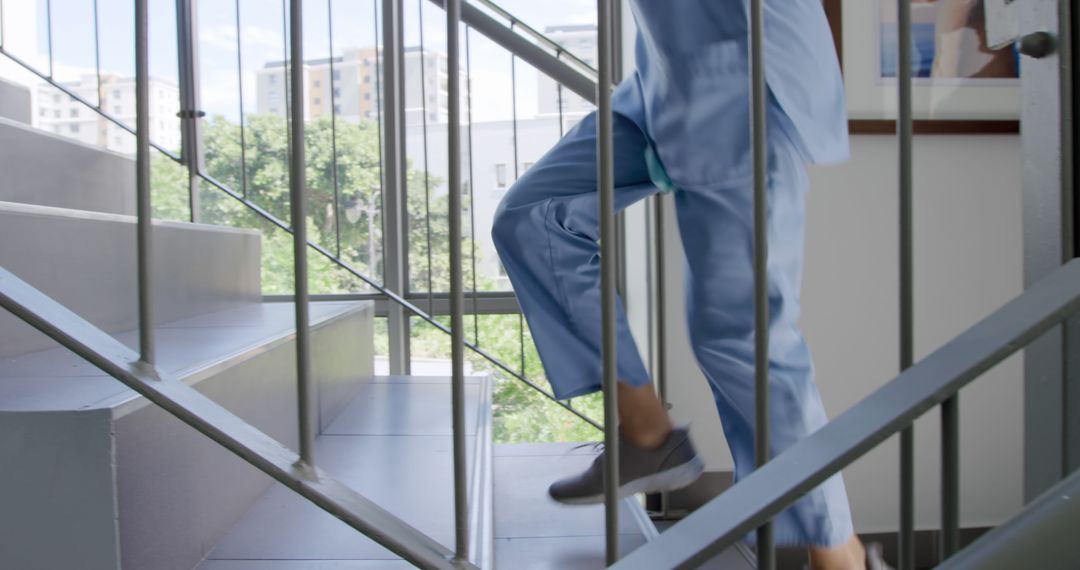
[492,110,669,442]
[673,129,860,561]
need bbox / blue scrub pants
[491,109,855,548]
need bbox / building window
[113,89,121,99]
[53,110,61,118]
[364,93,371,101]
[314,79,321,88]
[364,75,371,83]
[53,94,61,103]
[333,70,341,80]
[69,108,78,117]
[115,136,122,146]
[70,124,80,133]
[269,74,277,84]
[314,97,321,105]
[495,163,508,188]
[333,88,341,98]
[39,108,46,116]
[334,104,342,115]
[114,106,122,114]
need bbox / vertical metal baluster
[417,0,434,315]
[898,0,915,568]
[749,0,772,567]
[45,0,53,77]
[135,0,154,366]
[518,314,525,375]
[466,26,479,346]
[446,0,469,561]
[373,0,385,282]
[288,0,316,466]
[555,50,565,137]
[235,0,250,199]
[941,396,960,560]
[510,22,520,181]
[176,0,203,223]
[328,0,342,257]
[93,0,102,107]
[597,0,619,564]
[382,0,411,374]
[282,0,291,156]
[0,0,5,49]
[654,192,668,516]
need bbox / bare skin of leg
[808,535,867,570]
[616,381,673,449]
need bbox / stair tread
[200,375,488,565]
[0,301,368,413]
[493,443,757,569]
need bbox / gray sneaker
[549,427,705,505]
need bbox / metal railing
[0,0,607,432]
[612,258,1080,568]
[4,0,1075,568]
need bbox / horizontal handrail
[426,0,599,103]
[937,467,1080,570]
[0,267,473,570]
[613,258,1080,569]
[0,43,602,433]
[470,0,598,77]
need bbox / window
[333,88,341,98]
[314,79,321,88]
[495,163,508,188]
[314,97,321,105]
[269,75,277,84]
[53,94,61,103]
[115,136,122,147]
[333,70,341,80]
[53,110,61,118]
[69,124,80,133]
[113,89,121,99]
[364,75,371,84]
[364,93,371,101]
[334,104,342,114]
[113,106,122,114]
[39,108,45,116]
[69,108,78,117]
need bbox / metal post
[382,0,410,374]
[135,0,154,367]
[446,0,469,561]
[596,0,619,564]
[287,0,316,466]
[176,0,204,223]
[941,396,960,560]
[897,0,915,568]
[749,0,773,566]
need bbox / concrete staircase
[0,81,751,569]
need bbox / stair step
[199,375,494,569]
[493,442,757,569]
[0,116,136,216]
[0,296,376,570]
[0,200,261,358]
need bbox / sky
[9,0,597,123]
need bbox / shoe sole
[552,454,706,506]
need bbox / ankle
[622,422,672,449]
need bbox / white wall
[656,134,1024,532]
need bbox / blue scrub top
[612,0,849,191]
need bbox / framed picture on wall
[823,0,1020,134]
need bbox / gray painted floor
[0,301,361,412]
[493,443,757,570]
[492,442,647,569]
[198,376,484,568]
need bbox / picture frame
[822,0,1020,134]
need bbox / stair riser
[0,204,261,358]
[0,117,136,215]
[114,307,373,570]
